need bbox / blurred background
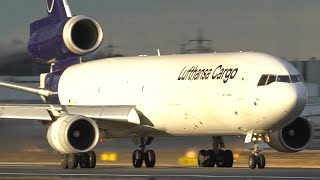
[0,0,320,167]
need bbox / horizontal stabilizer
[0,81,56,97]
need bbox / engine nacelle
[47,115,99,154]
[28,15,103,63]
[267,117,313,152]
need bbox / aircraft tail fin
[30,0,72,34]
[46,0,72,19]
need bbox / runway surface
[0,164,319,180]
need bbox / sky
[1,0,320,60]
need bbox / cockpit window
[298,74,304,83]
[277,75,291,83]
[257,74,303,86]
[290,75,299,83]
[258,75,269,86]
[267,75,276,85]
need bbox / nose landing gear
[248,133,266,169]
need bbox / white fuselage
[58,52,307,136]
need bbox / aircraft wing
[0,81,165,137]
[0,104,157,136]
[0,81,140,124]
[0,104,140,124]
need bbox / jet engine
[267,117,313,152]
[28,15,103,63]
[47,115,99,154]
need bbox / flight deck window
[277,75,291,83]
[257,75,269,86]
[298,74,305,82]
[267,75,276,85]
[290,75,299,83]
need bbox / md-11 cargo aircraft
[0,0,313,169]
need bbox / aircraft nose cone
[267,83,307,130]
[294,83,308,115]
[281,83,307,120]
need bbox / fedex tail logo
[46,0,55,13]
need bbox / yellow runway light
[178,149,198,165]
[178,157,198,166]
[233,153,240,159]
[100,152,118,161]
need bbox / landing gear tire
[198,150,207,167]
[248,133,267,169]
[79,153,89,168]
[224,150,234,168]
[145,150,156,168]
[61,154,68,169]
[79,151,96,168]
[257,154,266,169]
[215,150,233,168]
[248,154,257,169]
[88,151,96,168]
[216,150,225,167]
[198,137,234,168]
[132,150,143,168]
[67,154,79,169]
[132,137,156,168]
[206,150,215,167]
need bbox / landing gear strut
[198,136,234,168]
[132,136,156,168]
[248,134,266,169]
[60,151,96,169]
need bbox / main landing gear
[198,136,234,168]
[132,136,156,168]
[248,134,266,169]
[61,151,96,169]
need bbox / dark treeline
[0,52,49,76]
[0,50,125,76]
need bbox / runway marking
[0,173,319,179]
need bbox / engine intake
[47,115,99,154]
[63,15,103,55]
[267,117,313,152]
